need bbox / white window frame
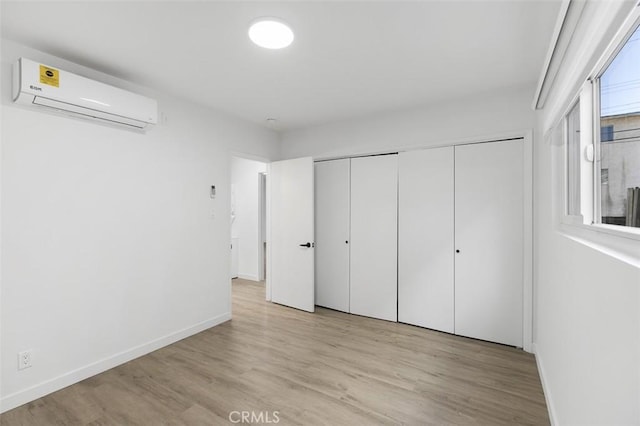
[588,9,640,239]
[561,85,594,227]
[562,98,583,225]
[560,5,640,260]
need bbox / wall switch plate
[18,350,33,370]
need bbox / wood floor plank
[0,279,549,425]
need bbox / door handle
[299,242,313,248]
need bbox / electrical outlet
[18,350,32,370]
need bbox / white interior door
[315,159,350,312]
[350,154,398,322]
[270,157,315,312]
[454,140,523,346]
[398,147,454,333]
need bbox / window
[596,23,640,228]
[559,9,640,241]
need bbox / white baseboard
[532,343,558,426]
[0,312,231,413]
[237,273,260,282]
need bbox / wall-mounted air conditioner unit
[12,58,158,131]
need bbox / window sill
[588,223,640,241]
[559,222,640,268]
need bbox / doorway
[230,156,268,286]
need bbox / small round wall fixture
[249,18,294,49]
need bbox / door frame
[229,152,272,307]
[266,163,272,302]
[258,172,267,282]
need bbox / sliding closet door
[398,148,454,333]
[350,155,398,322]
[315,159,350,312]
[454,140,523,347]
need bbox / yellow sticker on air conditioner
[39,65,59,87]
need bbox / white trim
[592,78,602,224]
[532,0,573,110]
[587,223,640,241]
[532,343,559,426]
[561,105,570,218]
[228,159,234,318]
[559,223,640,268]
[561,93,593,223]
[522,131,533,353]
[258,172,267,282]
[578,82,594,224]
[541,1,635,135]
[548,84,582,140]
[265,163,272,302]
[0,313,231,413]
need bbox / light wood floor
[1,279,549,425]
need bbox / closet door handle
[456,249,460,253]
[299,242,312,248]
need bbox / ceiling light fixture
[249,18,294,49]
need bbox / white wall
[231,157,266,281]
[0,40,279,411]
[533,1,640,425]
[280,85,536,159]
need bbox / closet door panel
[350,155,398,322]
[314,159,350,312]
[398,148,454,333]
[454,140,524,347]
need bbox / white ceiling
[1,1,561,131]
